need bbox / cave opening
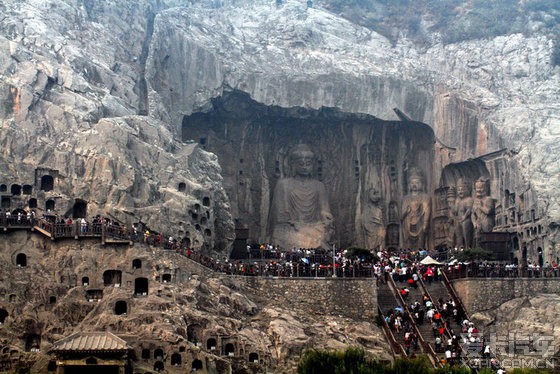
[224,343,235,356]
[161,273,171,283]
[0,184,6,192]
[28,198,37,208]
[1,197,10,210]
[40,175,54,191]
[206,338,217,350]
[192,359,203,371]
[86,289,103,301]
[178,182,186,192]
[141,348,150,359]
[72,199,88,218]
[16,253,27,267]
[114,300,127,315]
[45,199,55,211]
[154,348,164,360]
[22,185,32,195]
[0,308,8,324]
[153,361,164,372]
[103,270,122,286]
[187,324,201,344]
[132,259,142,269]
[11,184,21,196]
[134,277,149,296]
[171,353,182,365]
[249,352,259,363]
[24,334,40,352]
[82,276,89,286]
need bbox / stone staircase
[377,283,409,353]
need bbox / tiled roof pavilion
[51,332,130,352]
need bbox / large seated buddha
[269,144,333,249]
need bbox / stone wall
[237,277,378,321]
[451,278,560,313]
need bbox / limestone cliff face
[0,0,559,251]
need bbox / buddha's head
[290,144,315,177]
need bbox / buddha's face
[294,156,313,177]
[409,176,424,194]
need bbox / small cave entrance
[187,324,202,344]
[141,348,150,359]
[72,199,87,218]
[16,253,27,267]
[114,300,128,315]
[178,182,186,192]
[10,184,21,196]
[206,338,217,351]
[24,334,41,352]
[103,270,122,286]
[192,359,203,371]
[28,198,37,209]
[154,348,164,360]
[49,296,56,304]
[85,289,103,301]
[0,309,8,324]
[0,184,6,192]
[202,197,210,206]
[224,343,235,356]
[1,197,10,210]
[171,353,182,365]
[134,278,148,296]
[22,185,32,195]
[249,352,259,363]
[82,276,90,286]
[161,273,171,283]
[40,175,54,192]
[153,361,164,372]
[132,259,142,269]
[45,199,55,211]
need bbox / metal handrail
[377,305,407,357]
[441,271,470,321]
[387,276,441,366]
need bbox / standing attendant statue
[401,168,431,249]
[360,186,385,249]
[453,179,474,249]
[269,144,333,249]
[472,178,496,241]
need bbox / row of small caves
[0,175,56,212]
[1,257,267,372]
[2,173,216,248]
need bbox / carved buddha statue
[269,144,332,249]
[401,167,431,249]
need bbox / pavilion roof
[51,332,130,352]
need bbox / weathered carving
[269,144,333,249]
[453,179,474,249]
[472,177,496,242]
[401,167,431,249]
[360,186,385,249]
[446,186,457,248]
